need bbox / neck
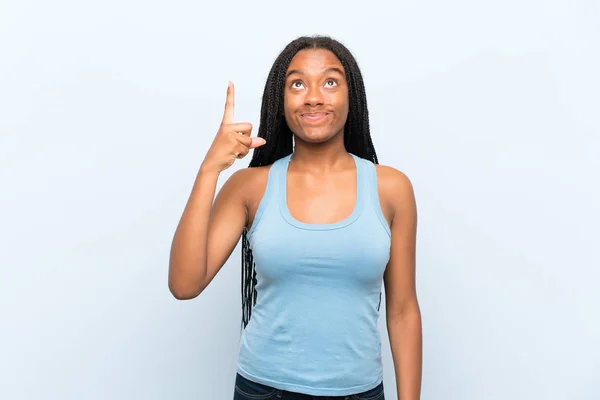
[290,134,352,173]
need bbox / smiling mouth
[300,112,331,122]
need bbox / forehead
[286,49,344,74]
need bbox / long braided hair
[241,35,380,330]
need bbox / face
[283,49,349,144]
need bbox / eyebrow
[285,67,345,78]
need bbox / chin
[295,130,337,144]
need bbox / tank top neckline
[277,153,365,231]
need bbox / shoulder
[226,164,271,194]
[229,164,270,184]
[374,164,414,193]
[222,163,273,209]
[374,164,416,221]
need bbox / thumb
[249,137,267,149]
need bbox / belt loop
[276,389,282,398]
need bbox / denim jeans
[233,373,385,400]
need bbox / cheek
[335,95,350,123]
[283,102,296,130]
[283,103,294,125]
[332,88,348,107]
[283,94,297,118]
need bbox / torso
[235,154,394,393]
[239,160,397,232]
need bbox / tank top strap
[350,153,367,209]
[247,154,291,237]
[356,156,392,237]
[272,153,293,194]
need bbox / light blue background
[1,1,598,399]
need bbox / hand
[200,82,266,173]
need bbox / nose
[304,84,324,107]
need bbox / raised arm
[168,82,266,300]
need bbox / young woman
[168,36,422,400]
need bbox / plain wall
[1,0,598,399]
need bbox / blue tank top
[236,153,391,396]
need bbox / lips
[300,112,331,122]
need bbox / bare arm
[168,168,219,299]
[168,82,265,300]
[380,166,422,400]
[169,168,250,299]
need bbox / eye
[291,80,304,89]
[325,79,338,87]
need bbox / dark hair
[241,35,379,330]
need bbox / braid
[240,35,380,330]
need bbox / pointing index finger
[222,81,234,125]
